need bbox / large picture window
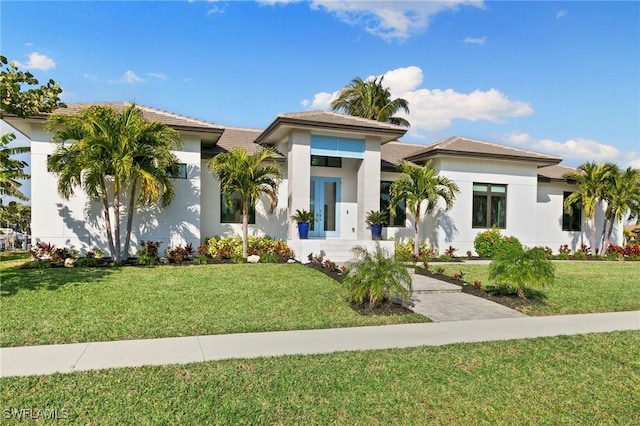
[472,183,507,228]
[380,181,406,227]
[220,192,255,224]
[562,192,582,231]
[168,163,187,179]
[311,155,341,168]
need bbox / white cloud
[119,70,143,84]
[463,36,487,45]
[83,73,99,82]
[261,0,484,41]
[147,72,168,80]
[14,52,55,70]
[556,10,567,19]
[502,131,639,168]
[302,65,534,137]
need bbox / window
[562,192,581,231]
[472,183,507,228]
[380,181,406,227]
[311,155,342,168]
[220,192,256,224]
[168,163,187,179]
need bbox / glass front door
[310,177,341,238]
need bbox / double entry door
[309,177,341,238]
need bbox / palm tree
[208,147,282,258]
[330,76,410,127]
[564,162,616,254]
[46,103,182,262]
[489,245,555,299]
[601,166,640,253]
[0,132,30,201]
[389,160,460,257]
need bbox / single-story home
[4,102,621,261]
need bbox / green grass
[0,259,426,347]
[2,331,638,425]
[435,261,640,315]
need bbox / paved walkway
[408,270,527,322]
[2,311,638,377]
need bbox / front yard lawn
[435,261,640,315]
[1,331,638,424]
[0,261,426,347]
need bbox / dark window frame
[310,155,342,168]
[380,181,406,227]
[220,192,256,224]
[169,163,188,179]
[472,183,507,229]
[562,192,582,231]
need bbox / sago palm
[208,147,282,258]
[390,160,460,256]
[46,103,182,262]
[331,76,410,127]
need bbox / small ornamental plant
[474,228,521,258]
[489,245,555,299]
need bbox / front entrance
[310,177,341,238]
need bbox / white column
[356,136,381,239]
[287,130,311,239]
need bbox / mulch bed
[415,268,547,311]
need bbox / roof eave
[405,149,562,167]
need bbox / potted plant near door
[292,209,314,239]
[366,210,387,241]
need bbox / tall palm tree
[564,162,616,254]
[0,132,30,201]
[330,76,410,127]
[601,166,640,253]
[46,103,182,262]
[208,147,282,258]
[389,160,460,257]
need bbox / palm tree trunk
[413,208,420,257]
[589,216,596,255]
[113,183,122,262]
[517,284,526,299]
[100,180,116,260]
[242,203,249,258]
[123,181,137,262]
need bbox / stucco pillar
[356,136,381,239]
[287,129,311,239]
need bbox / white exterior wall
[356,136,382,240]
[287,130,311,239]
[200,159,289,240]
[29,123,201,256]
[535,181,585,252]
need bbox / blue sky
[2,0,639,168]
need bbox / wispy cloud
[302,65,534,137]
[147,72,168,80]
[556,10,567,19]
[502,131,639,168]
[116,70,144,84]
[463,36,487,45]
[259,0,485,41]
[14,52,55,70]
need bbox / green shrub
[192,255,208,265]
[207,235,293,261]
[555,253,570,260]
[345,244,412,308]
[394,238,433,262]
[473,228,521,258]
[76,257,98,267]
[531,246,553,259]
[489,244,555,299]
[572,252,587,260]
[259,252,278,263]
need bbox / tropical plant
[208,147,282,258]
[365,210,387,226]
[473,228,522,258]
[291,209,314,224]
[489,245,555,299]
[0,200,30,233]
[45,103,182,263]
[344,244,412,308]
[0,133,30,201]
[600,166,640,254]
[1,54,65,201]
[564,162,616,254]
[330,76,410,127]
[390,160,460,256]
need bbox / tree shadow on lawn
[0,265,117,297]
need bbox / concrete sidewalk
[2,311,638,378]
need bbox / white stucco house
[4,102,621,261]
